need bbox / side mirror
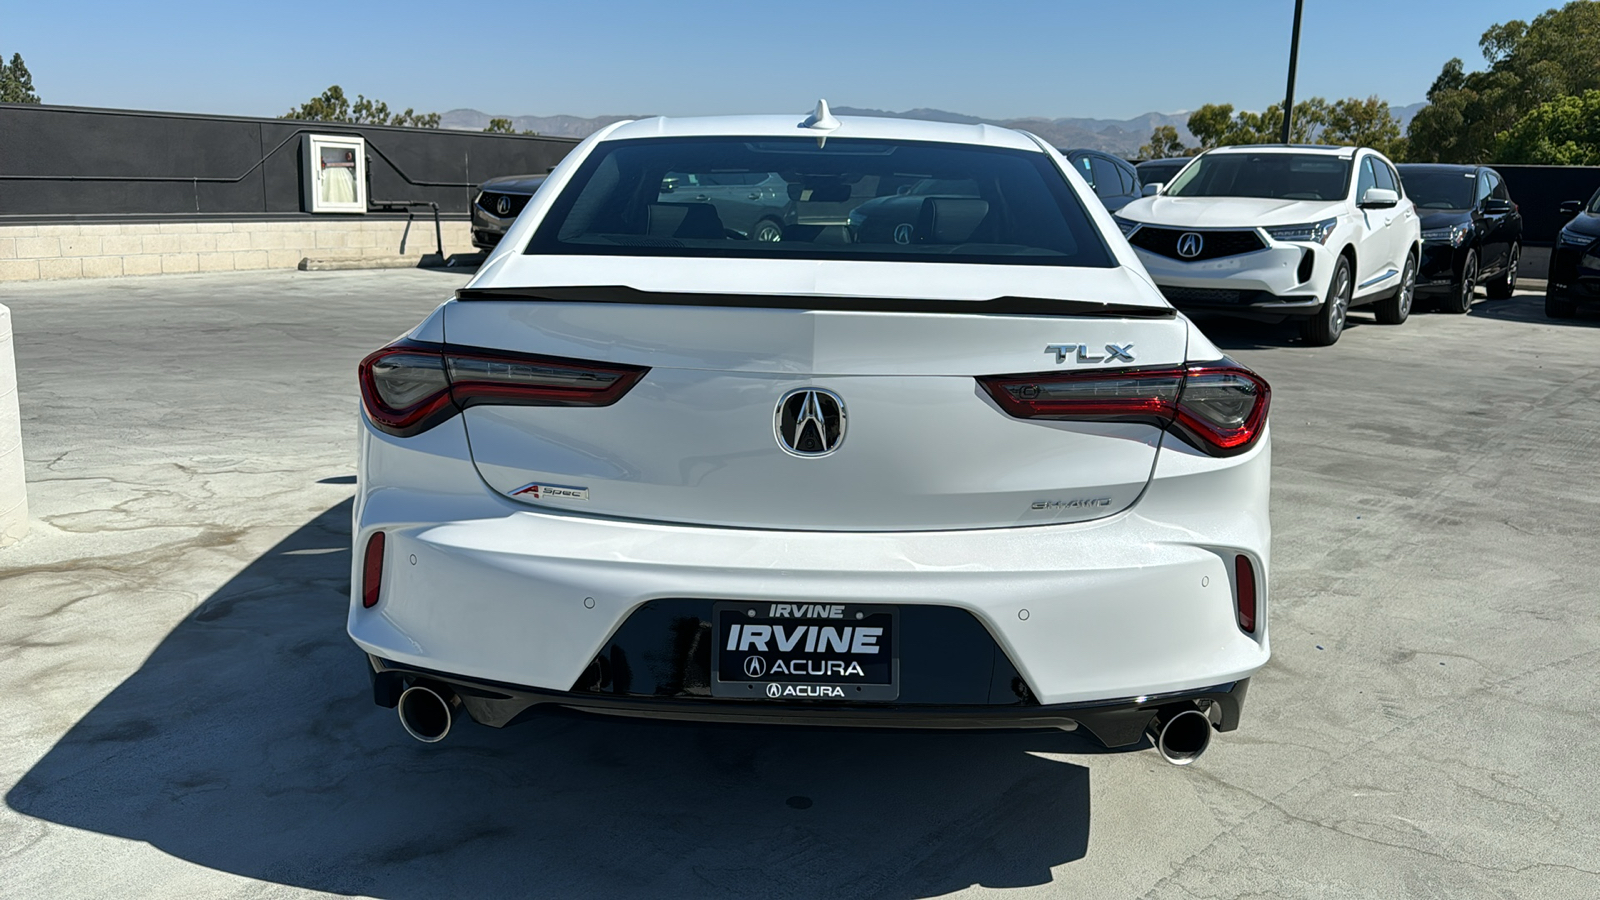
[1560,200,1584,214]
[1482,198,1512,214]
[1359,187,1399,209]
[1141,182,1163,197]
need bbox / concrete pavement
[0,268,1597,899]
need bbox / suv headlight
[1420,224,1469,247]
[1558,226,1593,248]
[1112,215,1141,237]
[1264,218,1338,245]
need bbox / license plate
[712,601,899,701]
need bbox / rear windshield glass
[1166,152,1352,201]
[1399,169,1476,210]
[525,137,1113,267]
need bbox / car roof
[1207,144,1360,159]
[601,113,1043,152]
[1396,163,1483,172]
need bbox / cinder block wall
[0,220,475,282]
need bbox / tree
[1185,98,1333,148]
[0,51,41,104]
[1138,125,1189,159]
[483,116,538,136]
[1496,89,1600,164]
[1324,96,1406,160]
[1186,104,1236,149]
[1408,1,1600,162]
[281,85,439,128]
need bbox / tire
[1545,292,1578,319]
[1485,242,1519,299]
[749,219,784,242]
[1375,252,1416,325]
[1301,255,1353,346]
[1441,249,1478,314]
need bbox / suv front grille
[477,191,532,220]
[1130,227,1265,261]
[1159,286,1248,305]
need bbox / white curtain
[321,166,357,204]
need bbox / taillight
[358,341,648,437]
[976,360,1269,457]
[1235,554,1257,633]
[361,532,386,608]
[1172,365,1272,454]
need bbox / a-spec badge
[1045,343,1136,364]
[509,482,589,501]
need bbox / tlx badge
[1045,343,1135,364]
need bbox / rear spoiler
[454,285,1177,318]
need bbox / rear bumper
[348,417,1272,710]
[368,654,1251,748]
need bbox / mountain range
[439,103,1426,156]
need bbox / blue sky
[2,0,1565,121]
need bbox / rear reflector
[359,341,649,437]
[361,532,386,608]
[1235,554,1257,633]
[977,360,1270,457]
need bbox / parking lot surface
[1,268,1597,899]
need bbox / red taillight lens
[978,366,1184,425]
[1173,366,1272,454]
[358,341,648,437]
[1235,554,1257,633]
[444,349,647,409]
[361,532,386,608]
[976,360,1270,457]
[359,348,454,437]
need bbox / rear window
[526,137,1113,267]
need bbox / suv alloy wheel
[1302,256,1352,345]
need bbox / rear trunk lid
[445,259,1184,531]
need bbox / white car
[349,103,1272,766]
[1116,145,1421,345]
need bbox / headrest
[915,198,990,243]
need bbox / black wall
[0,103,580,222]
[1493,165,1600,244]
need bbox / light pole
[1280,0,1305,144]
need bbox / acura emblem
[775,388,847,457]
[495,195,511,217]
[744,656,767,678]
[1176,232,1204,259]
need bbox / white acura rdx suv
[1116,144,1421,345]
[350,103,1271,766]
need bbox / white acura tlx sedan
[350,103,1272,766]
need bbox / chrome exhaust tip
[1147,707,1213,766]
[397,684,460,743]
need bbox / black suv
[1395,164,1522,313]
[472,174,549,251]
[1060,148,1141,212]
[1548,188,1600,318]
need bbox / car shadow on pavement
[1469,293,1600,327]
[7,501,1095,899]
